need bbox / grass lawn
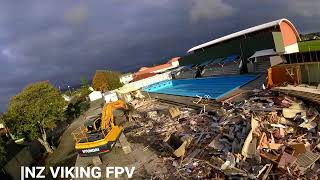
[298,39,320,52]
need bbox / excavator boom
[101,100,127,130]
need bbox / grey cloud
[288,0,320,17]
[1,0,320,112]
[64,4,90,25]
[190,0,234,22]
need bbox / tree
[92,70,109,91]
[65,95,90,121]
[92,70,122,91]
[105,71,123,90]
[4,81,67,153]
[301,32,320,41]
[0,137,6,165]
[81,76,89,87]
[80,77,91,98]
[0,115,6,164]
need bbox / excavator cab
[72,100,127,156]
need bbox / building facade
[120,73,133,84]
[179,18,300,72]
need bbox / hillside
[300,32,320,41]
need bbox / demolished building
[119,18,320,179]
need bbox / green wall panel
[300,63,320,85]
[273,32,285,53]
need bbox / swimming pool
[143,75,258,99]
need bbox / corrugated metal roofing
[187,18,300,53]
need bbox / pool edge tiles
[143,75,259,99]
[144,80,173,92]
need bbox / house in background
[120,73,133,84]
[115,57,180,95]
[131,72,157,82]
[103,91,118,103]
[89,91,103,102]
[131,57,180,82]
[134,57,180,77]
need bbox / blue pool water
[143,75,258,99]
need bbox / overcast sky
[1,0,320,111]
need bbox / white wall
[116,72,172,94]
[171,60,179,67]
[104,92,118,103]
[89,91,103,101]
[285,43,299,54]
[120,74,133,84]
[270,56,285,66]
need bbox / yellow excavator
[72,100,127,156]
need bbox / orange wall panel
[267,65,300,88]
[280,21,298,46]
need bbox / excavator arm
[101,100,127,130]
[73,100,128,156]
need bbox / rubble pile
[126,90,320,179]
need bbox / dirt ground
[74,142,168,180]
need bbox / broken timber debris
[168,106,181,119]
[125,88,320,179]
